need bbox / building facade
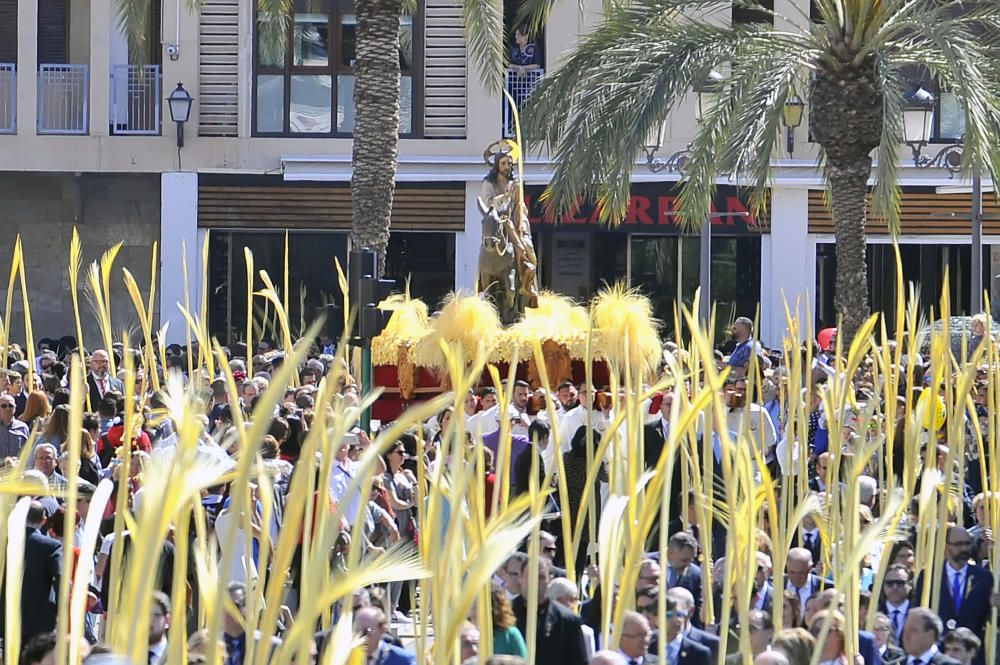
[0,0,992,348]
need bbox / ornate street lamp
[642,70,733,326]
[644,70,725,174]
[905,85,984,313]
[167,82,194,148]
[904,86,963,176]
[782,93,805,156]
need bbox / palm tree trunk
[810,62,881,345]
[351,0,403,274]
[828,158,871,343]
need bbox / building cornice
[280,154,994,189]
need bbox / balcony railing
[503,67,544,138]
[37,64,89,135]
[111,64,161,135]
[0,64,14,134]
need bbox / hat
[10,360,28,373]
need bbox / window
[253,0,418,136]
[732,0,773,26]
[503,3,545,137]
[208,230,350,343]
[630,235,761,339]
[384,232,455,311]
[904,72,966,142]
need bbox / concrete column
[16,0,38,134]
[456,181,482,292]
[763,187,810,346]
[160,171,200,342]
[89,0,111,136]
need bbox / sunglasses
[666,610,686,620]
[0,404,14,410]
[884,580,907,587]
[636,605,656,615]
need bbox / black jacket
[0,527,63,643]
[512,597,588,665]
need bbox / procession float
[369,139,664,422]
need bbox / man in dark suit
[665,532,704,620]
[87,349,125,408]
[878,564,913,646]
[873,612,906,665]
[354,607,415,665]
[512,558,589,665]
[784,547,823,613]
[0,501,62,644]
[901,608,961,665]
[724,609,773,665]
[223,582,283,665]
[914,526,995,665]
[658,597,711,665]
[667,587,719,660]
[147,591,171,665]
[792,514,823,564]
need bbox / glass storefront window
[208,231,350,344]
[630,235,762,338]
[385,232,456,311]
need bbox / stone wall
[0,172,160,351]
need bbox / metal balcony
[0,64,14,134]
[37,64,89,135]
[111,64,162,135]
[503,67,544,138]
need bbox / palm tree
[115,0,512,275]
[350,0,404,269]
[348,0,510,272]
[522,0,1000,342]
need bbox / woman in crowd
[20,390,51,430]
[41,404,71,449]
[490,583,527,659]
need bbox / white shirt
[947,562,968,591]
[786,579,812,612]
[329,458,361,525]
[908,644,938,665]
[665,633,684,665]
[801,528,820,550]
[148,638,168,664]
[619,649,651,665]
[885,599,909,639]
[726,404,777,464]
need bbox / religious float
[369,139,664,421]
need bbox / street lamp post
[644,77,805,327]
[643,70,726,326]
[903,87,983,313]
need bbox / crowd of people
[2,309,1000,665]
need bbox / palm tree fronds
[462,0,507,93]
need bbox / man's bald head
[755,651,790,665]
[353,607,387,655]
[590,651,628,665]
[785,548,814,589]
[787,548,812,566]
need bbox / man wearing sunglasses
[879,564,912,645]
[0,393,28,457]
[658,593,710,665]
